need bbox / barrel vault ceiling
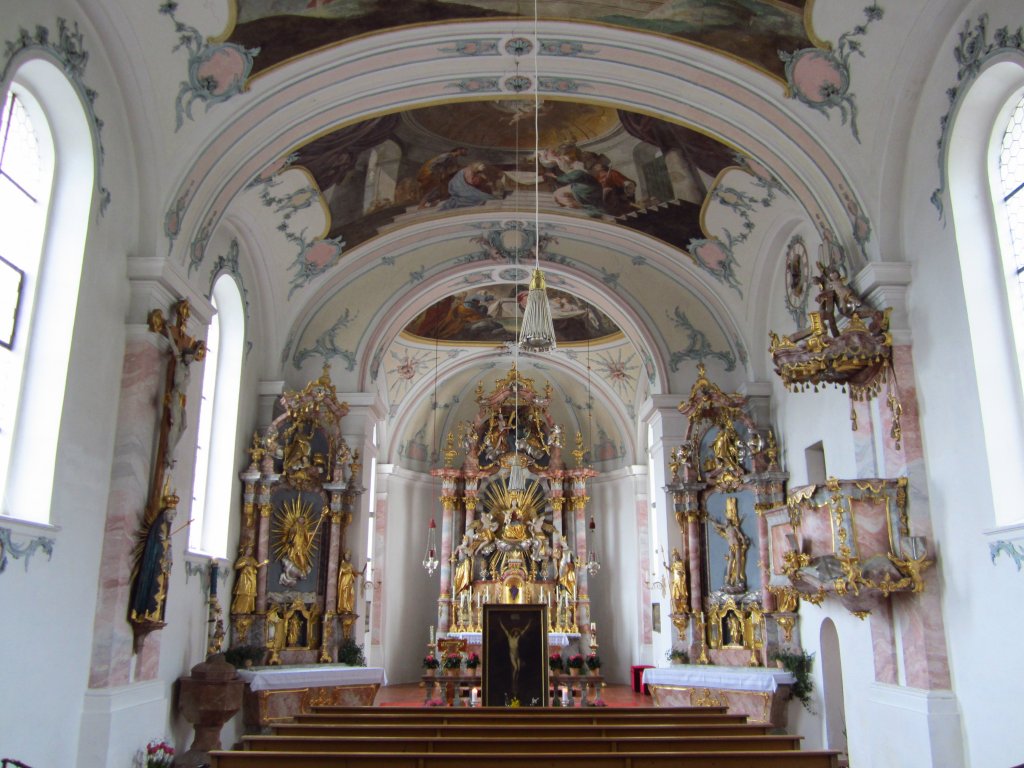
[83,0,900,469]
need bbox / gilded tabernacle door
[482,604,548,707]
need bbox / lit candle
[561,686,569,705]
[471,687,479,706]
[590,622,596,633]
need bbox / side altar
[227,366,365,668]
[429,368,600,692]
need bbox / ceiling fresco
[287,101,738,263]
[222,0,812,80]
[404,285,621,345]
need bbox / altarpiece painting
[483,603,548,707]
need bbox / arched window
[188,275,244,557]
[948,61,1024,528]
[998,96,1024,316]
[0,62,93,523]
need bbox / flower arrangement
[548,652,564,670]
[443,652,463,670]
[423,653,440,670]
[141,738,174,768]
[465,651,480,670]
[666,648,690,664]
[566,653,585,670]
[585,653,601,671]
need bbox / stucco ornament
[780,4,884,143]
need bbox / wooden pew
[268,722,775,739]
[210,750,841,767]
[240,733,805,753]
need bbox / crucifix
[128,299,206,649]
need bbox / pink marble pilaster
[255,483,272,613]
[885,346,950,690]
[755,508,773,611]
[870,601,898,684]
[88,332,166,689]
[687,513,703,615]
[636,494,651,643]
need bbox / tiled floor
[375,682,655,707]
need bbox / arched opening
[0,58,94,523]
[188,274,245,557]
[948,59,1024,527]
[820,618,849,763]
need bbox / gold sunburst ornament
[273,498,325,586]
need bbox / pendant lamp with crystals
[518,1,557,353]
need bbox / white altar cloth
[236,665,386,691]
[445,632,578,646]
[643,665,794,693]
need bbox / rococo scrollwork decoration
[769,262,902,444]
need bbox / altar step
[268,721,777,739]
[211,750,840,768]
[210,706,841,768]
[240,733,806,754]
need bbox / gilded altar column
[432,467,461,633]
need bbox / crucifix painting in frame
[482,603,548,707]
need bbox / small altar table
[642,666,795,728]
[237,665,386,729]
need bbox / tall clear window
[0,63,93,524]
[188,275,244,557]
[999,96,1024,306]
[0,90,52,512]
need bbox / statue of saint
[711,498,750,592]
[277,503,325,587]
[668,547,689,614]
[558,549,577,600]
[453,534,473,596]
[711,421,743,476]
[337,551,357,614]
[231,546,266,614]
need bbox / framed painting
[482,603,548,707]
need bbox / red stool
[630,664,654,694]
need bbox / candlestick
[430,625,435,645]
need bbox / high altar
[431,367,598,656]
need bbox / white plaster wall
[899,3,1024,765]
[588,471,644,685]
[378,467,439,683]
[0,0,137,764]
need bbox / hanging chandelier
[422,517,439,576]
[585,515,601,576]
[518,0,557,353]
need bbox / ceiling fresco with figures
[222,0,813,80]
[284,102,739,260]
[404,285,621,345]
[107,0,894,468]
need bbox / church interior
[1,1,1023,766]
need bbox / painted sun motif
[594,349,640,397]
[387,349,432,397]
